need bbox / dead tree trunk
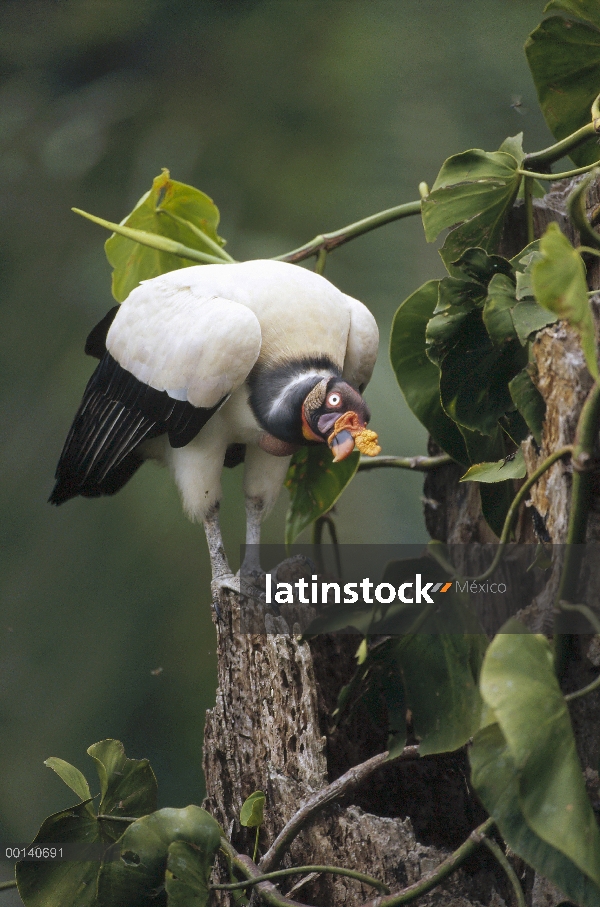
[203,177,600,907]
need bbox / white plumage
[51,259,379,592]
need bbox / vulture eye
[327,392,342,408]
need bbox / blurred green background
[0,0,555,885]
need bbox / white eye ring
[327,393,341,407]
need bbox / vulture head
[300,377,373,461]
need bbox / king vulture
[50,259,380,592]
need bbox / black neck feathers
[248,357,340,443]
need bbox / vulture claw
[211,573,240,599]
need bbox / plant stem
[275,200,422,264]
[565,671,600,702]
[358,454,452,472]
[253,827,260,864]
[558,601,600,635]
[220,838,307,907]
[97,814,138,823]
[523,121,597,168]
[357,817,495,907]
[568,173,600,251]
[224,819,495,907]
[555,384,600,607]
[71,208,227,265]
[482,838,526,907]
[258,747,420,873]
[0,881,17,892]
[211,865,389,893]
[312,514,342,577]
[314,248,327,274]
[518,160,600,181]
[156,207,235,261]
[428,447,573,582]
[523,176,534,245]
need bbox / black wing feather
[50,351,223,505]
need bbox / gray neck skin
[248,357,339,444]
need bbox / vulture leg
[204,506,239,597]
[240,446,293,579]
[240,496,266,577]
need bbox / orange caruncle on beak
[327,411,381,462]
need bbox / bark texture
[203,588,508,907]
[203,178,600,907]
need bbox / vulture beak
[329,429,356,462]
[327,410,381,462]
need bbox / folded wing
[342,293,379,391]
[50,286,262,504]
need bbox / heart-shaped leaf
[471,722,600,907]
[97,806,221,907]
[239,792,266,828]
[166,840,220,907]
[421,150,522,270]
[16,802,103,907]
[474,626,600,893]
[526,2,600,167]
[531,223,599,380]
[284,446,359,545]
[439,309,528,435]
[105,169,227,302]
[390,280,468,465]
[87,739,157,842]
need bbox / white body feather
[106,260,378,523]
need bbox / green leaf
[309,557,486,755]
[390,280,468,465]
[239,792,265,829]
[425,250,514,365]
[460,448,526,483]
[439,308,528,435]
[105,169,227,302]
[526,4,600,167]
[44,757,92,808]
[483,268,557,348]
[455,426,513,536]
[545,0,600,29]
[498,136,546,197]
[16,802,102,907]
[166,840,220,907]
[509,369,546,445]
[284,446,359,545]
[471,723,600,907]
[87,740,157,841]
[515,255,543,300]
[531,223,599,379]
[97,806,221,907]
[510,240,541,271]
[478,627,600,888]
[394,634,484,756]
[498,133,525,166]
[483,274,520,347]
[422,150,522,270]
[512,300,558,344]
